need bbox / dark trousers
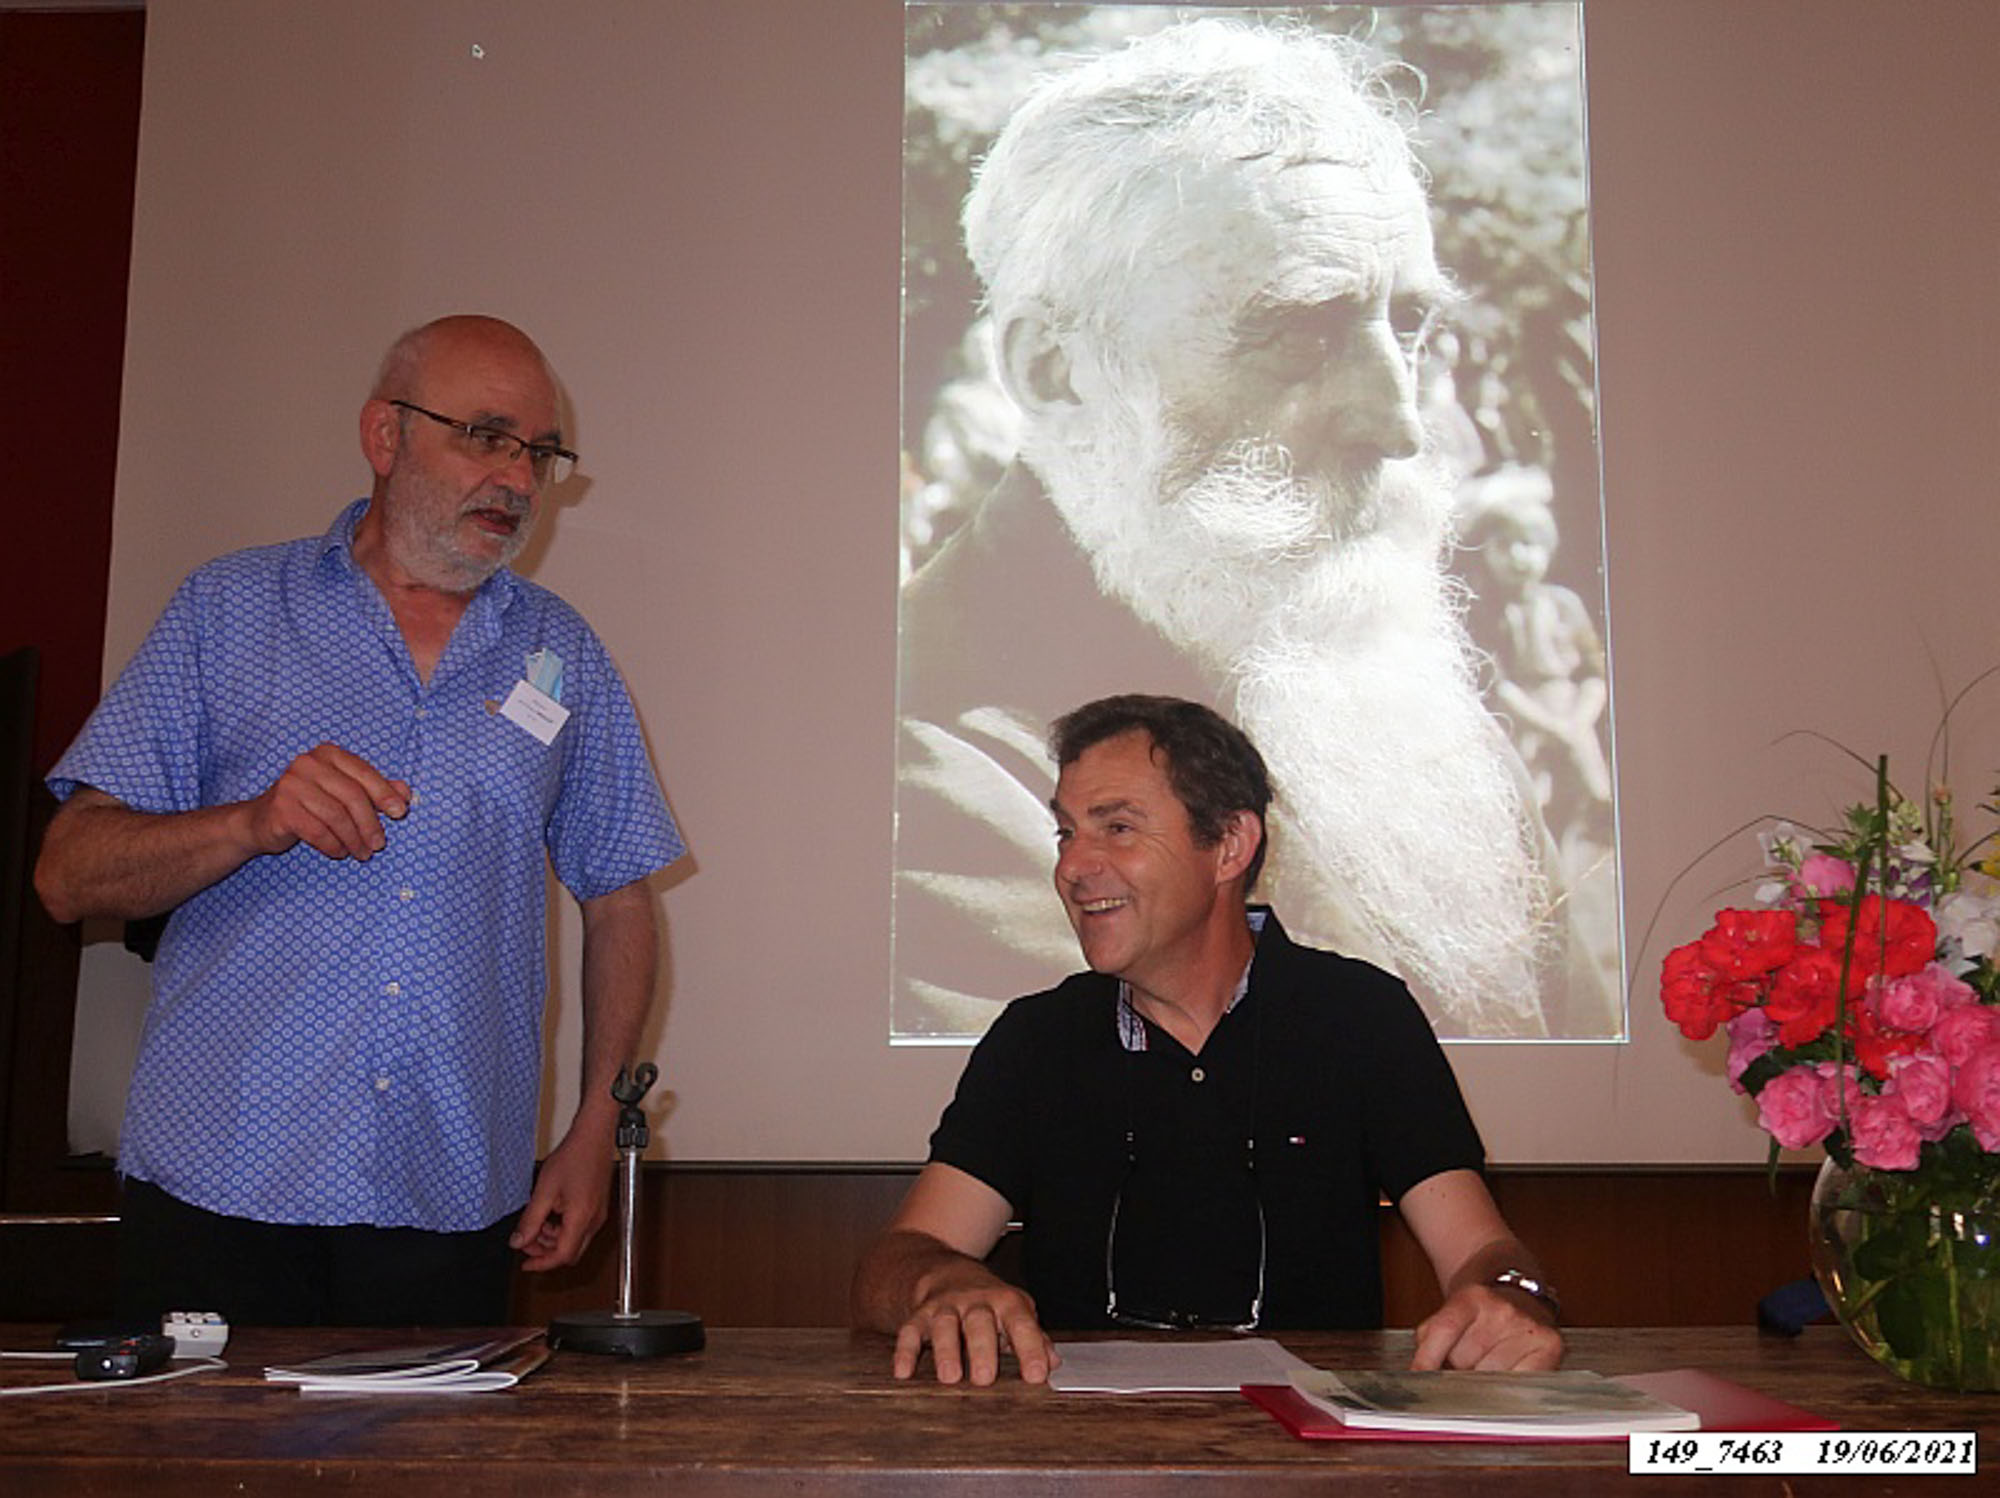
[115,1178,521,1327]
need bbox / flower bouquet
[1660,758,2000,1389]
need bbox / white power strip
[163,1311,229,1357]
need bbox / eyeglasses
[1103,980,1267,1332]
[1103,1134,1267,1333]
[390,400,577,486]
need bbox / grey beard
[1029,403,1556,1034]
[383,491,532,594]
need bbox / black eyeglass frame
[1103,1143,1268,1333]
[389,399,578,485]
[1102,991,1268,1334]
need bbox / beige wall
[73,0,2000,1164]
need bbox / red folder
[1243,1368,1837,1444]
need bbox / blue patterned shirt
[49,501,685,1231]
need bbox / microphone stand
[546,1062,705,1357]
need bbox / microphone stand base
[547,1309,705,1358]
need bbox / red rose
[1849,1002,1923,1081]
[1816,895,1936,980]
[1660,941,1757,1041]
[1764,946,1849,1047]
[1698,908,1798,980]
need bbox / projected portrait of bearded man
[895,7,1619,1041]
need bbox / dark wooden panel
[0,788,91,1215]
[11,1162,1819,1328]
[1381,1168,1818,1329]
[512,1166,918,1327]
[0,1218,116,1320]
[514,1164,1822,1331]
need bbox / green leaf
[1851,1215,1922,1279]
[1875,1273,1944,1362]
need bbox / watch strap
[1491,1268,1561,1322]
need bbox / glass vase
[1809,1155,2000,1391]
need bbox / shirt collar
[1115,907,1268,1053]
[316,497,371,571]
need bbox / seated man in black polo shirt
[853,694,1563,1385]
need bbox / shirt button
[408,790,421,808]
[374,1077,391,1092]
[414,707,428,719]
[397,887,414,902]
[384,981,401,996]
[1190,1067,1206,1083]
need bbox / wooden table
[1,1325,1993,1494]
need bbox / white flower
[1759,821,1808,870]
[1935,877,2000,965]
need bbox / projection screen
[893,3,1619,1044]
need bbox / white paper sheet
[1047,1338,1311,1393]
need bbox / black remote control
[75,1334,175,1381]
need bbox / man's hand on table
[893,1274,1058,1387]
[1410,1282,1564,1372]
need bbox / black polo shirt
[928,910,1484,1329]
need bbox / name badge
[499,679,570,745]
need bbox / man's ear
[997,308,1083,418]
[359,398,402,478]
[1214,810,1262,887]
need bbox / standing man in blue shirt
[35,315,685,1326]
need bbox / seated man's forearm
[852,1227,996,1333]
[1414,1231,1563,1371]
[1402,1171,1563,1371]
[852,1226,1054,1385]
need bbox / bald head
[372,315,557,408]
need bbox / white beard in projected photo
[894,4,1621,1042]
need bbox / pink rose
[1796,854,1857,898]
[1886,1051,1957,1133]
[1877,963,1975,1033]
[1950,1040,2000,1151]
[1816,1060,1865,1126]
[1849,1092,1922,1170]
[1756,1066,1837,1150]
[1930,1003,2000,1067]
[1725,1007,1779,1093]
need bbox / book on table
[1246,1367,1835,1444]
[263,1331,547,1393]
[1284,1368,1698,1438]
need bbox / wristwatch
[1491,1268,1561,1322]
